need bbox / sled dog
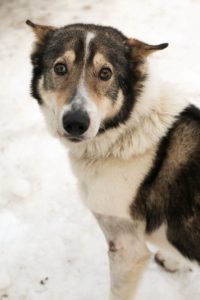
[27,20,200,299]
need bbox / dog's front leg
[95,214,151,300]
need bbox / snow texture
[0,0,200,299]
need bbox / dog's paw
[155,251,183,272]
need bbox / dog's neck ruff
[66,66,188,161]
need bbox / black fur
[62,23,127,42]
[131,105,200,263]
[30,28,56,104]
[30,42,46,104]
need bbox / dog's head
[27,20,168,144]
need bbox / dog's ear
[26,20,57,67]
[124,39,168,76]
[124,39,168,63]
[26,20,57,44]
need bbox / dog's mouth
[64,134,85,143]
[58,129,97,144]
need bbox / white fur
[74,147,156,219]
[84,32,95,63]
[95,215,151,300]
[155,251,184,272]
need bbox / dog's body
[27,20,200,299]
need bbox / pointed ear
[124,39,168,63]
[26,20,57,44]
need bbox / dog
[26,19,200,299]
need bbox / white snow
[0,266,11,291]
[0,0,200,299]
[10,178,31,199]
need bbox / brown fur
[124,39,168,63]
[26,20,57,44]
[130,106,200,264]
[130,116,200,221]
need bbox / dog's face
[27,20,167,144]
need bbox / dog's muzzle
[63,110,90,138]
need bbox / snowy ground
[0,0,200,299]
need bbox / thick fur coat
[27,20,200,299]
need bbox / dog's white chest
[71,150,155,219]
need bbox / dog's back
[132,104,200,262]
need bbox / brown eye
[54,63,67,75]
[99,68,112,81]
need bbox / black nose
[63,110,90,136]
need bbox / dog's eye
[99,68,112,81]
[54,63,67,75]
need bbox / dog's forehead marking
[84,32,95,63]
[77,32,96,100]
